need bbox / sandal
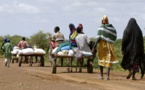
[126,70,133,79]
[98,76,104,80]
[106,78,110,80]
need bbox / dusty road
[0,58,145,90]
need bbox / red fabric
[51,41,56,49]
[78,23,83,29]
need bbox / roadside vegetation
[0,31,145,71]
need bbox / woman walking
[121,18,145,80]
[93,15,118,80]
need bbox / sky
[0,0,145,39]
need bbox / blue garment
[61,46,71,51]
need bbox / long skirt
[97,40,118,67]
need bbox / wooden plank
[51,54,92,58]
[51,54,93,74]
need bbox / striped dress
[97,24,118,67]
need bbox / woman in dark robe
[121,18,145,80]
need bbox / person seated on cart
[52,26,65,47]
[55,23,78,53]
[49,26,65,62]
[74,24,93,72]
[75,24,92,57]
[50,24,78,67]
[17,37,29,63]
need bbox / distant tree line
[0,30,51,56]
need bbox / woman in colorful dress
[92,15,118,80]
[56,23,77,52]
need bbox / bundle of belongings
[11,46,46,58]
[51,43,92,58]
[51,24,93,59]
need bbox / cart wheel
[40,56,44,67]
[87,59,93,73]
[29,61,32,66]
[52,59,56,74]
[18,60,22,67]
[16,59,18,63]
[67,67,71,72]
[5,62,7,66]
[29,57,33,66]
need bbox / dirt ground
[0,58,145,90]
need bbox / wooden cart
[17,54,45,67]
[51,54,94,74]
[12,54,19,63]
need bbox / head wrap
[102,15,109,24]
[7,39,10,42]
[69,23,77,47]
[69,23,74,28]
[69,23,76,33]
[78,23,83,29]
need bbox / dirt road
[0,58,145,90]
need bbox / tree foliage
[0,31,52,56]
[30,30,50,49]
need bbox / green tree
[10,35,24,46]
[30,30,51,50]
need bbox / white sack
[34,48,46,54]
[22,48,34,55]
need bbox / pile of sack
[11,46,46,55]
[52,47,92,57]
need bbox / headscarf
[6,39,10,42]
[76,25,84,34]
[78,23,83,29]
[102,15,109,24]
[69,23,77,47]
[69,23,76,35]
[121,18,144,78]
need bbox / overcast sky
[0,0,145,39]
